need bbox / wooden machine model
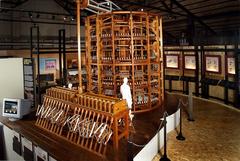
[36,87,129,156]
[35,0,164,158]
[85,11,164,112]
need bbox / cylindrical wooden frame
[86,11,164,112]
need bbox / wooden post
[200,45,207,98]
[182,50,185,94]
[224,45,229,104]
[159,16,164,101]
[76,0,83,94]
[146,14,151,108]
[130,13,135,111]
[96,16,101,94]
[194,45,199,96]
[234,43,240,108]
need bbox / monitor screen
[38,73,54,82]
[4,100,18,114]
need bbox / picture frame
[165,54,179,69]
[205,55,221,74]
[227,56,235,75]
[45,59,56,71]
[183,55,196,70]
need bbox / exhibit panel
[164,45,238,107]
[203,45,234,103]
[227,56,235,75]
[164,46,198,95]
[203,46,224,76]
[165,54,179,69]
[184,55,196,70]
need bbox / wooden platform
[0,94,179,161]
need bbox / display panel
[184,55,196,70]
[4,101,18,114]
[38,73,54,82]
[227,57,235,75]
[165,54,179,69]
[45,59,56,70]
[23,58,34,107]
[40,58,58,72]
[205,55,221,73]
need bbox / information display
[227,57,235,74]
[165,54,179,69]
[184,55,196,70]
[23,58,34,107]
[205,55,221,73]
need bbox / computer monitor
[2,98,31,121]
[38,73,55,82]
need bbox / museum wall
[164,45,237,105]
[5,49,86,81]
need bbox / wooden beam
[14,0,29,7]
[170,0,216,35]
[76,0,82,93]
[55,0,75,15]
[160,1,173,13]
[112,0,186,16]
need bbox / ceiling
[54,0,240,43]
[1,0,240,44]
[0,0,29,8]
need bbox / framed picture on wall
[165,54,179,69]
[205,55,221,73]
[184,55,196,70]
[45,59,56,70]
[227,56,235,75]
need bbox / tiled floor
[152,97,240,161]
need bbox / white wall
[0,58,24,107]
[134,109,180,161]
[1,123,59,161]
[3,125,24,161]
